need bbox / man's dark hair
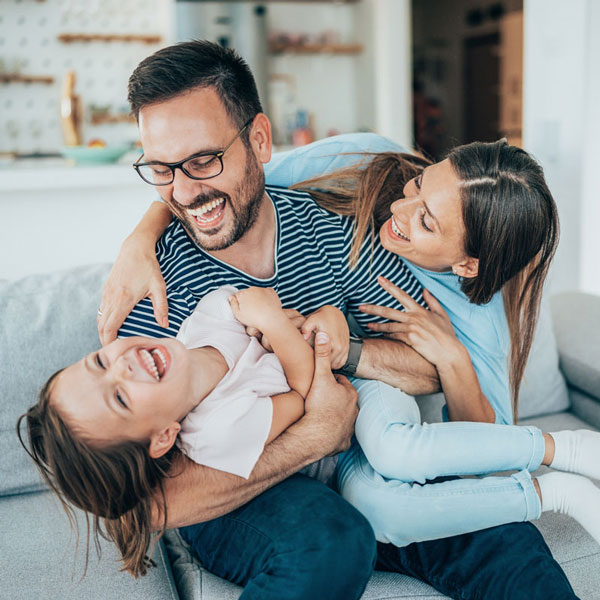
[128,40,262,139]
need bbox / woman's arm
[98,201,172,344]
[360,278,495,423]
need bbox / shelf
[57,33,162,44]
[269,42,363,55]
[0,73,55,84]
[90,113,136,125]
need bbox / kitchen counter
[1,159,157,280]
[0,158,141,192]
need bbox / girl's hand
[98,234,168,345]
[301,305,349,369]
[246,308,306,352]
[359,277,463,368]
[229,287,283,332]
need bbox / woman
[93,138,600,546]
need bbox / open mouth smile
[390,216,410,242]
[188,198,226,229]
[138,347,170,382]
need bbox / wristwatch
[339,335,363,376]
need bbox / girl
[18,284,321,577]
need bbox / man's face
[138,87,266,251]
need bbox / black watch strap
[339,335,363,376]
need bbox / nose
[171,168,202,207]
[390,197,414,225]
[110,355,134,382]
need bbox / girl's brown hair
[16,370,181,578]
[294,141,559,420]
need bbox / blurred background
[1,0,599,298]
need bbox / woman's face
[52,336,193,446]
[379,158,477,275]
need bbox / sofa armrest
[550,292,600,402]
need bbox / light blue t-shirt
[265,133,512,425]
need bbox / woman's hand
[301,305,350,369]
[359,276,464,369]
[98,234,168,345]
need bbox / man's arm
[356,337,440,395]
[157,333,357,529]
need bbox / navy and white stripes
[118,185,424,339]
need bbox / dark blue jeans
[180,473,578,600]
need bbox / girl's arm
[229,287,314,398]
[361,278,495,423]
[265,391,305,443]
[230,287,316,441]
[98,201,172,344]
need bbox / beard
[170,148,265,252]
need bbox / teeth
[151,348,167,373]
[140,349,160,381]
[188,198,225,218]
[391,217,410,241]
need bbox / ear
[248,113,272,165]
[452,257,479,279]
[148,422,181,459]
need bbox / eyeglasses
[133,118,254,186]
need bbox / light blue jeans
[336,378,545,547]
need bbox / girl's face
[52,337,195,446]
[379,158,478,277]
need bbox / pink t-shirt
[176,286,290,479]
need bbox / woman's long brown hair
[17,371,181,578]
[294,141,559,421]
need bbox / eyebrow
[143,145,222,164]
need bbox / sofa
[2,263,599,599]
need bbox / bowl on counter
[61,144,131,165]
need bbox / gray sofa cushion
[0,490,178,599]
[1,264,111,496]
[551,292,600,400]
[517,298,570,419]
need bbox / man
[100,41,578,599]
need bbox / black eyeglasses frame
[133,118,254,186]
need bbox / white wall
[579,0,600,295]
[370,0,413,146]
[523,0,600,295]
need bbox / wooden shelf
[58,33,162,44]
[269,42,363,55]
[90,113,136,125]
[0,73,55,84]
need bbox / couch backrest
[1,264,111,496]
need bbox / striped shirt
[119,185,424,339]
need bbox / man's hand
[98,235,168,345]
[301,331,358,455]
[301,306,350,369]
